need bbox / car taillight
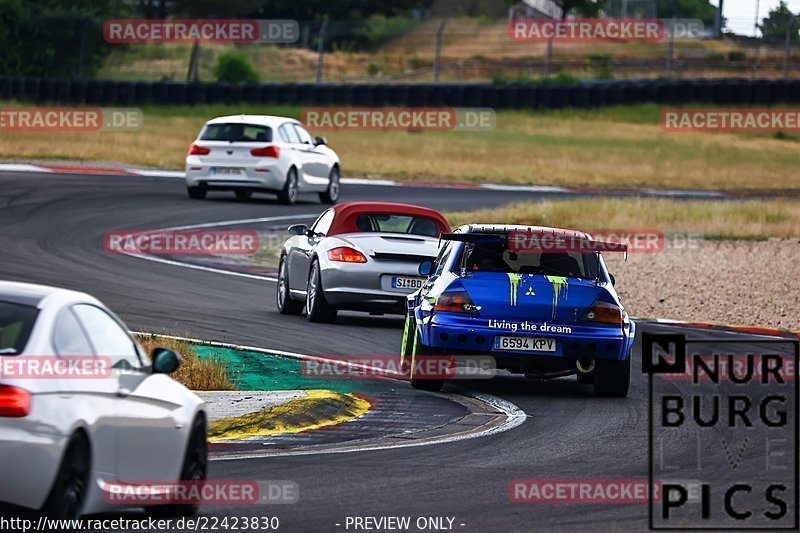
[188,143,210,155]
[250,146,280,158]
[435,290,479,315]
[581,301,623,324]
[0,385,30,417]
[327,247,367,263]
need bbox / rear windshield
[458,240,600,280]
[0,301,38,355]
[355,214,440,237]
[200,123,272,142]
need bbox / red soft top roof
[327,202,451,237]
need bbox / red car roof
[327,202,451,237]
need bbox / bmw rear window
[200,123,272,142]
[0,301,38,355]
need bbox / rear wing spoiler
[440,232,629,256]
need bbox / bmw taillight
[188,143,210,155]
[250,146,280,158]
[328,247,367,263]
[0,385,30,417]
[581,301,623,324]
[435,290,479,315]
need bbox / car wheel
[187,186,206,199]
[42,432,90,519]
[146,415,207,518]
[277,255,303,315]
[235,190,253,201]
[277,168,299,205]
[594,354,631,398]
[306,259,337,323]
[319,166,340,204]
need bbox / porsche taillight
[0,385,30,417]
[327,247,367,263]
[435,290,479,315]
[581,301,623,324]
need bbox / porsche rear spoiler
[440,232,629,255]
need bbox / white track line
[133,332,528,458]
[118,214,320,283]
[0,164,54,173]
[130,169,185,179]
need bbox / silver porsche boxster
[276,202,450,322]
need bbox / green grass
[0,102,798,191]
[445,198,800,239]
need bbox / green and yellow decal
[507,273,523,306]
[545,275,569,318]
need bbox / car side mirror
[288,224,309,236]
[609,274,616,286]
[151,348,181,374]
[419,261,433,276]
[314,136,327,146]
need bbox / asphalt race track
[1,171,797,532]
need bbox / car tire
[42,432,91,519]
[318,166,340,204]
[306,259,337,323]
[146,415,207,518]
[277,168,299,205]
[187,186,206,199]
[594,355,631,398]
[277,255,303,315]
[235,190,253,201]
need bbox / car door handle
[116,388,131,398]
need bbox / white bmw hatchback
[0,281,207,519]
[185,114,341,205]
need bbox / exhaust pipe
[576,357,595,374]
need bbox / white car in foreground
[0,281,207,519]
[185,114,341,205]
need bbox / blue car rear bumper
[416,310,635,362]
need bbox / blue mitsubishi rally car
[401,224,636,397]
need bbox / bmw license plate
[212,167,244,175]
[392,276,424,290]
[493,336,556,352]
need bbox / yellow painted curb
[208,390,371,442]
